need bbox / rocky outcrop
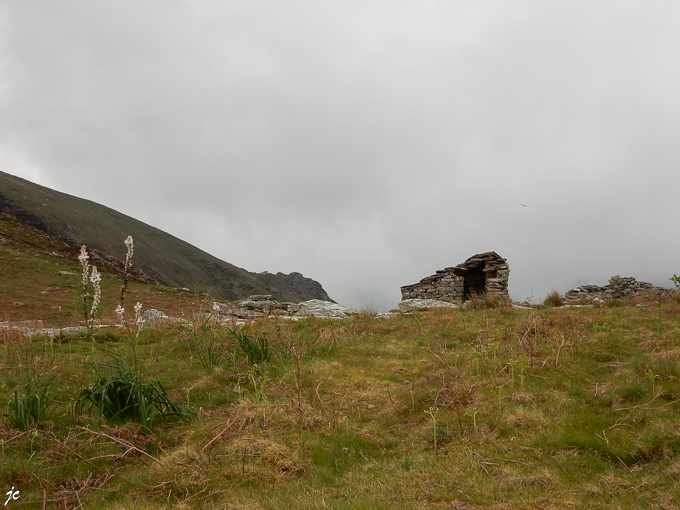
[276,272,335,303]
[401,252,509,304]
[296,299,356,319]
[564,276,670,303]
[212,295,297,319]
[212,296,356,320]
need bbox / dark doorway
[462,263,486,301]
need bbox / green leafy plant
[76,351,194,431]
[508,355,528,390]
[424,406,439,454]
[195,336,230,373]
[471,347,486,377]
[671,274,680,290]
[189,311,230,373]
[465,406,478,433]
[231,329,272,365]
[646,368,657,395]
[4,374,56,430]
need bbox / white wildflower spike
[134,302,143,324]
[78,245,89,264]
[120,235,134,308]
[124,235,134,267]
[79,245,90,323]
[115,304,125,324]
[89,266,101,324]
[90,265,101,285]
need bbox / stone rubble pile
[564,275,670,303]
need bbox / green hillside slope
[0,171,333,303]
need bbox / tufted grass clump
[543,290,564,307]
[189,316,232,374]
[230,329,272,365]
[76,351,194,431]
[4,373,56,430]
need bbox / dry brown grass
[2,304,680,508]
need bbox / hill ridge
[0,171,333,303]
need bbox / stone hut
[401,252,510,304]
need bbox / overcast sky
[2,1,679,310]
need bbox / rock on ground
[212,297,357,320]
[398,299,458,313]
[296,299,357,319]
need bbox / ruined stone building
[564,276,670,303]
[401,252,510,304]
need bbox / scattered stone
[401,251,509,305]
[398,299,458,313]
[57,271,78,276]
[564,276,670,303]
[12,302,25,307]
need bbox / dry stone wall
[401,252,509,304]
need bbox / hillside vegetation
[0,213,218,326]
[0,171,332,303]
[2,298,680,509]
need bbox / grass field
[2,297,680,509]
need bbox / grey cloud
[2,1,680,310]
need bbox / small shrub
[670,274,680,289]
[543,291,564,307]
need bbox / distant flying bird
[519,203,530,208]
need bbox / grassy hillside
[2,299,680,508]
[0,171,332,303]
[0,213,216,326]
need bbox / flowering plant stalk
[78,245,90,324]
[89,266,101,328]
[120,235,134,307]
